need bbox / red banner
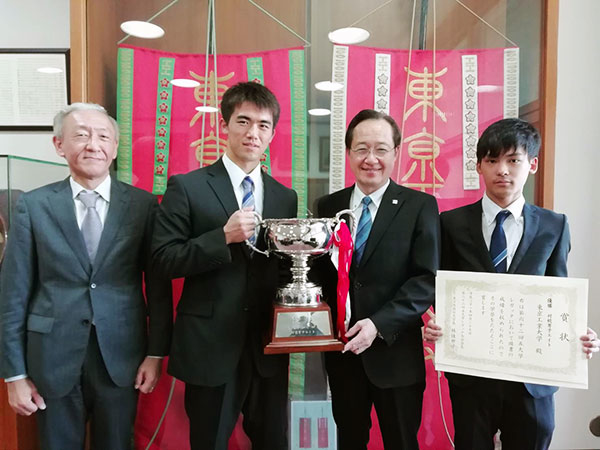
[330,45,518,213]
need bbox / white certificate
[434,270,588,389]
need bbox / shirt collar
[482,192,525,225]
[222,153,262,188]
[70,175,111,202]
[351,180,390,211]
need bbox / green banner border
[116,47,134,184]
[287,49,308,400]
[152,57,175,194]
[289,49,308,217]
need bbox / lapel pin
[392,199,398,205]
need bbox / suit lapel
[262,173,279,219]
[93,178,128,272]
[509,203,538,273]
[48,179,91,273]
[206,158,239,218]
[467,201,496,272]
[360,182,405,268]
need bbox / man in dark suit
[314,109,440,449]
[424,118,599,449]
[152,81,297,450]
[0,103,173,449]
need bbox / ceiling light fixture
[315,81,344,92]
[37,67,63,74]
[328,27,370,45]
[120,20,165,39]
[170,79,200,88]
[308,108,331,116]
[195,106,219,113]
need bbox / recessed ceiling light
[170,79,200,88]
[328,27,370,45]
[478,85,502,93]
[315,81,344,92]
[37,67,63,74]
[195,106,219,113]
[308,108,331,116]
[120,21,165,39]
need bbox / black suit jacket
[0,177,173,398]
[152,158,298,386]
[440,199,570,398]
[315,181,440,388]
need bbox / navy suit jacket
[0,177,173,398]
[152,158,298,387]
[440,199,570,398]
[316,181,440,388]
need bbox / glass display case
[0,155,69,260]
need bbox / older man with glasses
[312,109,441,450]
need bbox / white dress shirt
[350,179,390,223]
[222,153,264,215]
[481,192,525,269]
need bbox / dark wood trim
[538,0,559,209]
[70,0,87,102]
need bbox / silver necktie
[78,190,103,262]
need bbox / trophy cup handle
[334,209,357,242]
[245,211,270,256]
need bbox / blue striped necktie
[242,176,256,243]
[490,210,511,273]
[354,196,372,264]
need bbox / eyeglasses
[349,147,395,159]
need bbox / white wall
[551,1,600,449]
[0,0,70,164]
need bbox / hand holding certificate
[433,270,591,389]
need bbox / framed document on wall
[0,49,69,130]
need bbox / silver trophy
[247,210,356,307]
[247,210,356,354]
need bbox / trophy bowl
[247,210,355,354]
[248,211,355,307]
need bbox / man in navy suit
[314,109,440,449]
[425,118,599,449]
[0,103,172,449]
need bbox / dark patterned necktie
[354,196,373,264]
[490,210,511,273]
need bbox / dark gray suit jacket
[440,199,570,398]
[316,181,441,388]
[152,158,298,387]
[0,177,173,398]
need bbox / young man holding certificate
[425,118,599,450]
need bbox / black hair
[345,109,401,149]
[221,81,281,128]
[476,118,541,162]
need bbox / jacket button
[90,283,97,289]
[82,319,90,325]
[355,282,362,289]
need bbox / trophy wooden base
[264,302,344,354]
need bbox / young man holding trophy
[152,82,297,450]
[314,109,441,449]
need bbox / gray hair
[53,102,119,141]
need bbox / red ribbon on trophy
[331,221,353,343]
